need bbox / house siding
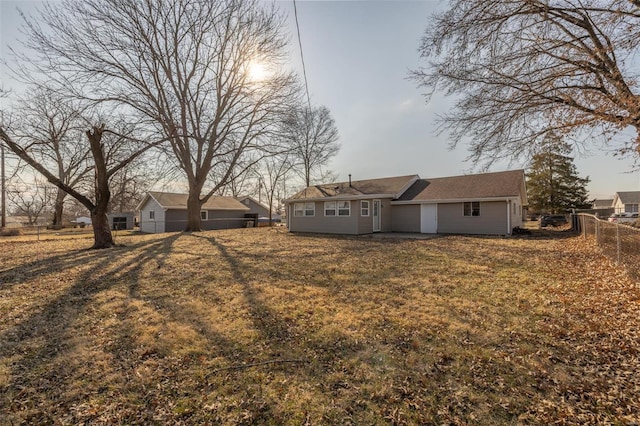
[437,201,508,235]
[391,204,421,233]
[139,198,165,233]
[357,200,374,234]
[289,200,358,234]
[164,209,248,232]
[203,210,248,230]
[241,199,271,217]
[381,199,393,232]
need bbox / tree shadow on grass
[0,233,182,423]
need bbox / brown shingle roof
[289,175,418,200]
[397,170,526,201]
[148,192,249,210]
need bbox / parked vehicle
[608,212,639,224]
[540,215,568,227]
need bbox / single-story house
[237,195,271,217]
[137,191,250,233]
[237,195,282,225]
[285,170,528,236]
[592,199,613,209]
[613,191,640,214]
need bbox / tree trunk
[91,208,114,249]
[185,191,203,232]
[52,189,66,230]
[87,125,115,249]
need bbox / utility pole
[1,142,5,229]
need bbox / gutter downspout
[506,200,512,235]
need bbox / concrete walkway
[360,232,441,240]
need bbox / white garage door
[420,204,437,233]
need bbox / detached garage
[137,192,250,233]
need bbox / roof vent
[349,174,352,187]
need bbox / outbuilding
[137,192,250,233]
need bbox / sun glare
[248,60,269,82]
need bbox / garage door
[420,204,437,233]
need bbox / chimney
[349,174,352,187]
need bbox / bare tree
[258,152,293,225]
[12,0,299,232]
[284,106,340,187]
[1,123,160,248]
[108,157,158,214]
[7,173,54,226]
[412,0,640,164]
[216,156,261,198]
[11,88,93,229]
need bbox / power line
[293,0,312,111]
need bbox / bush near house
[1,228,638,424]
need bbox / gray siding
[381,199,393,232]
[108,212,135,230]
[139,198,165,233]
[164,209,248,232]
[241,199,270,217]
[357,199,373,234]
[438,201,508,235]
[391,204,421,233]
[289,201,358,234]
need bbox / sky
[1,0,639,199]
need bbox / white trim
[360,200,370,217]
[372,199,381,232]
[286,193,395,203]
[200,210,208,220]
[324,201,336,216]
[392,196,518,205]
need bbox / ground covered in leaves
[1,228,639,424]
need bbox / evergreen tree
[526,135,591,214]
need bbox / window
[294,202,315,217]
[337,201,350,216]
[626,204,639,213]
[361,200,370,216]
[324,201,336,216]
[305,202,315,216]
[200,210,208,220]
[149,210,155,220]
[464,201,480,216]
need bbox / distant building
[108,212,135,230]
[613,191,640,214]
[137,191,251,233]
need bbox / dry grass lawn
[1,228,639,425]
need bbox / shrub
[1,228,22,237]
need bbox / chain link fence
[576,213,640,281]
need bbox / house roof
[288,174,419,201]
[141,191,250,211]
[236,195,269,209]
[396,170,527,202]
[614,191,640,204]
[593,199,614,208]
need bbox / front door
[373,200,381,232]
